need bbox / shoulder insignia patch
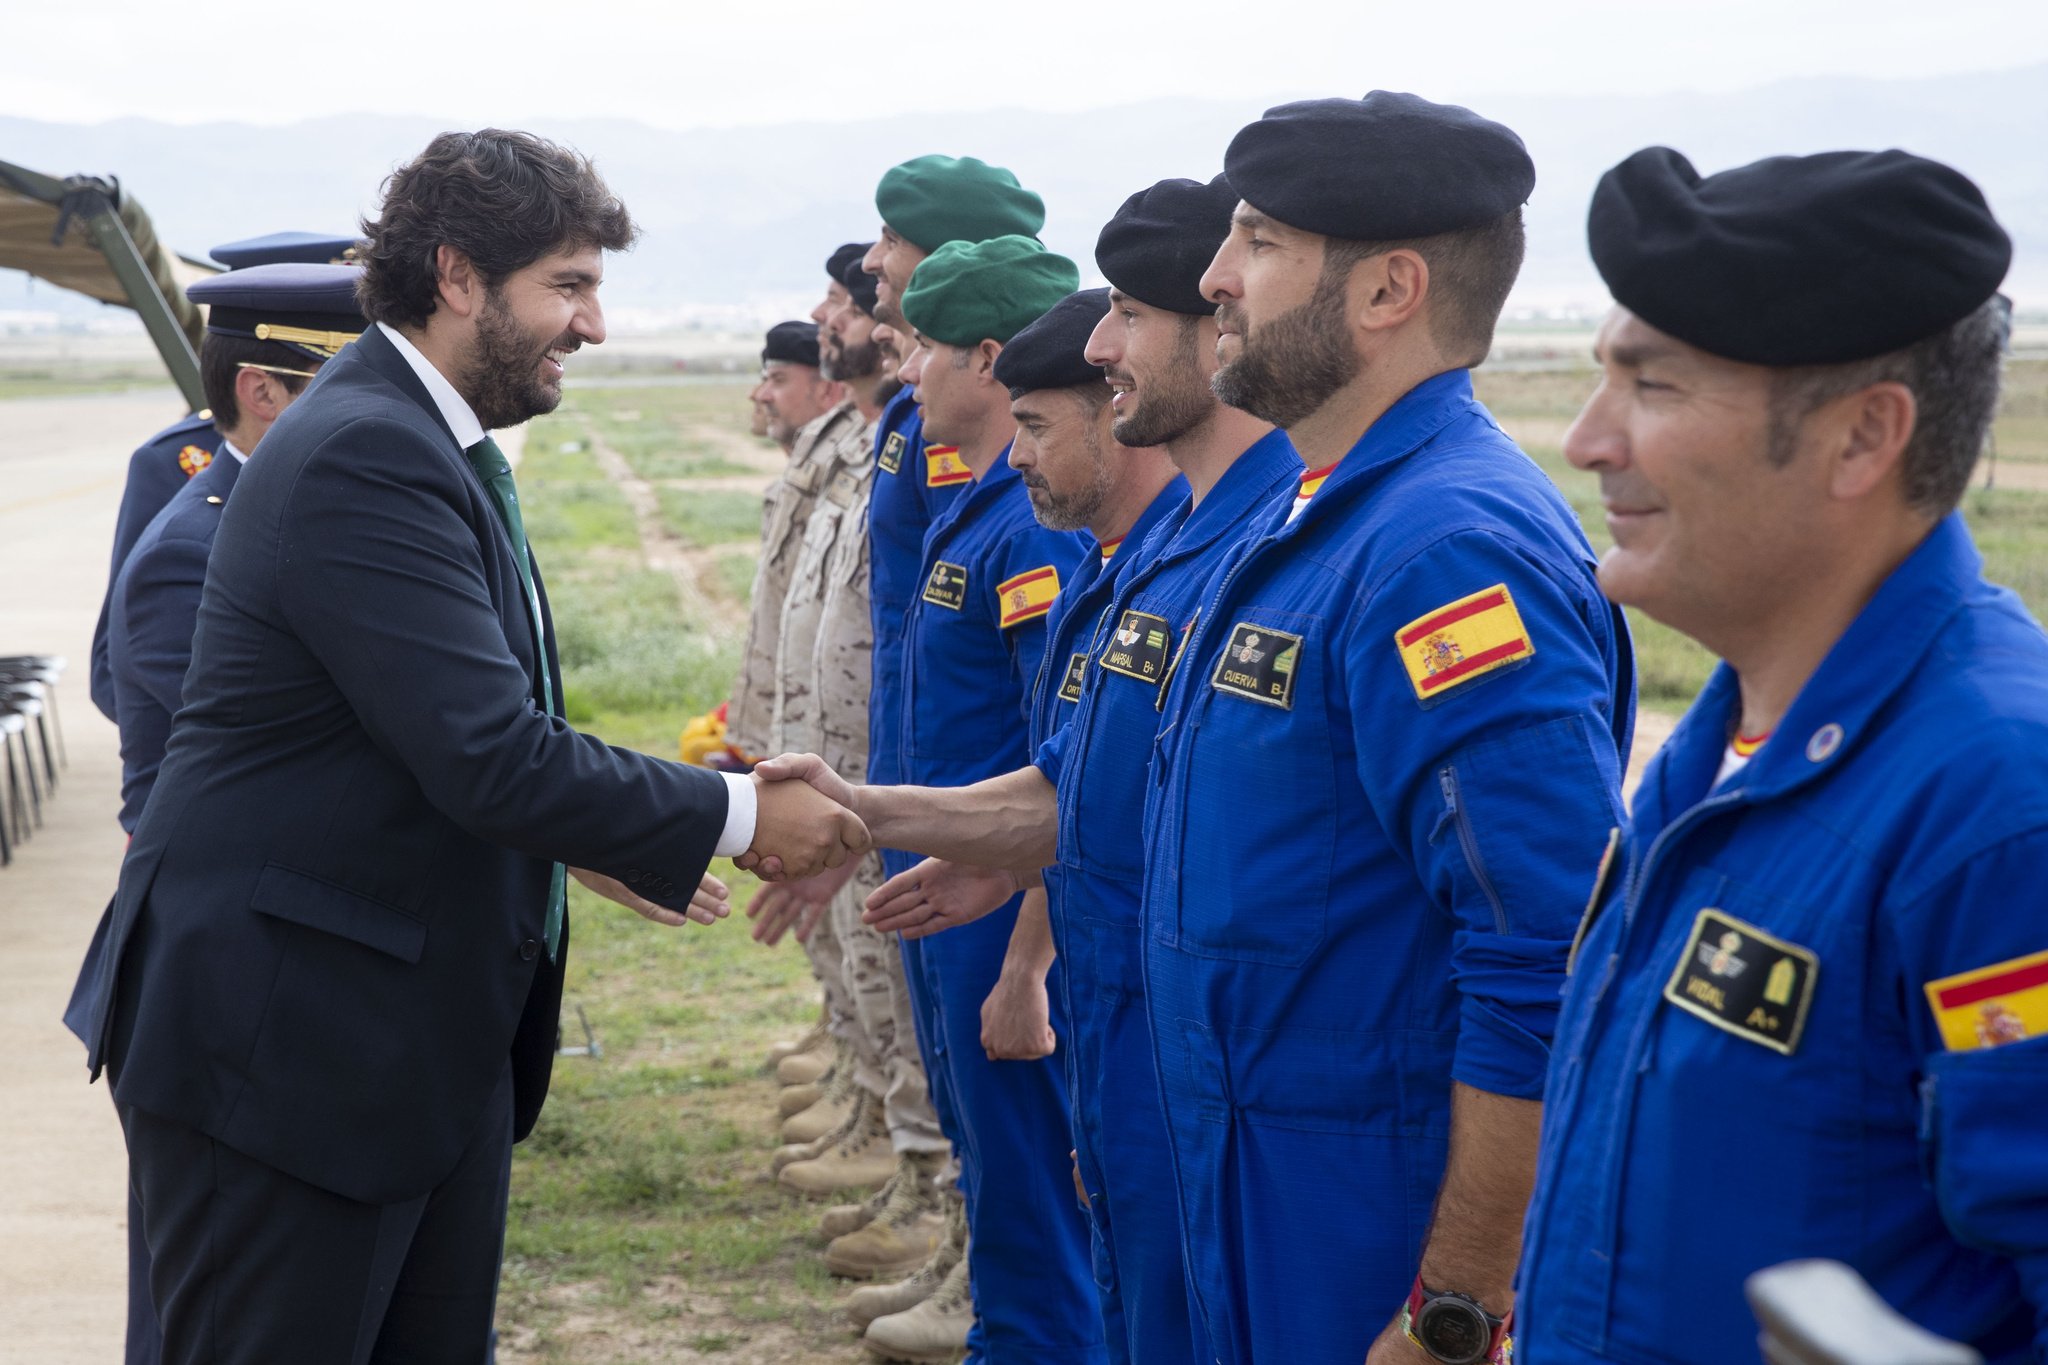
[922,561,968,610]
[1058,652,1087,703]
[997,566,1059,628]
[1925,948,2048,1051]
[178,444,214,476]
[878,431,907,475]
[1395,583,1534,702]
[1663,908,1817,1055]
[1211,621,1302,709]
[925,445,970,486]
[1099,609,1173,684]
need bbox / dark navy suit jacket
[90,412,225,720]
[88,325,728,1205]
[108,450,243,832]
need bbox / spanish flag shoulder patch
[178,444,214,477]
[997,565,1059,628]
[1925,948,2048,1051]
[1394,583,1535,702]
[925,445,970,486]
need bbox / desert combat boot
[844,1195,965,1331]
[781,1092,895,1195]
[777,1030,840,1086]
[782,1051,859,1143]
[824,1151,947,1276]
[766,1014,830,1070]
[821,1149,943,1238]
[772,1091,867,1175]
[861,1234,973,1363]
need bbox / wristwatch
[1399,1274,1509,1365]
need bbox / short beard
[1024,412,1113,532]
[822,332,882,383]
[1210,269,1359,428]
[460,285,575,431]
[1111,316,1213,447]
[873,295,908,336]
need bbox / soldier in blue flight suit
[88,231,360,720]
[871,234,1098,1364]
[762,181,1292,1365]
[1141,95,1634,1365]
[1516,150,2048,1365]
[68,260,365,1365]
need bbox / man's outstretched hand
[863,857,1020,939]
[740,754,863,880]
[746,766,868,880]
[747,857,861,946]
[572,867,730,927]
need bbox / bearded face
[1210,269,1360,428]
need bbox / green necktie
[465,435,566,962]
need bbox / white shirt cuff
[715,771,757,858]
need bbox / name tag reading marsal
[878,431,907,475]
[1210,621,1303,709]
[1662,908,1818,1054]
[922,561,968,610]
[1099,610,1172,684]
[1058,652,1088,703]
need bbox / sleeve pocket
[250,863,428,964]
[1923,1039,2048,1256]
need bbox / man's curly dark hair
[356,129,638,329]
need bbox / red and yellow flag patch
[925,445,970,486]
[997,566,1060,628]
[1394,584,1535,701]
[1925,949,2048,1051]
[178,444,214,476]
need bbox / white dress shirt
[375,323,757,859]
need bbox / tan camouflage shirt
[770,410,876,780]
[725,399,860,760]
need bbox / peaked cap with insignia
[186,262,367,361]
[209,231,362,270]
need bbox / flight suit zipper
[1434,767,1508,933]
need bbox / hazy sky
[12,0,2048,128]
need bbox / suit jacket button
[518,939,539,961]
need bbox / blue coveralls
[1141,371,1634,1364]
[69,442,239,1365]
[91,412,225,720]
[1518,513,2048,1365]
[1033,433,1300,1365]
[894,450,1101,1364]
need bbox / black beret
[1224,91,1534,241]
[1590,147,2012,367]
[993,288,1112,400]
[762,320,820,368]
[826,242,868,285]
[839,253,879,315]
[1095,175,1237,316]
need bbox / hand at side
[571,867,729,927]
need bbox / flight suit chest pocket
[1175,609,1332,967]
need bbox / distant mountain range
[5,62,2044,324]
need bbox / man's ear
[435,244,481,319]
[1354,247,1430,335]
[234,366,282,423]
[1823,381,1917,504]
[977,338,1004,380]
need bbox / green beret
[875,155,1045,252]
[900,236,1080,348]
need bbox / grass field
[497,363,2048,1362]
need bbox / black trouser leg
[126,1174,164,1365]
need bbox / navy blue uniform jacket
[86,325,730,1206]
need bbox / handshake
[740,754,869,881]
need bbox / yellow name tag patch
[997,566,1059,628]
[1058,652,1087,703]
[1925,948,2048,1051]
[1663,908,1818,1055]
[925,445,970,486]
[1394,584,1535,702]
[878,431,907,474]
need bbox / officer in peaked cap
[65,260,365,1365]
[89,231,362,721]
[1132,92,1631,1364]
[1516,148,2041,1365]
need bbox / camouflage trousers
[801,851,946,1153]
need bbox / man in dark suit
[85,129,868,1365]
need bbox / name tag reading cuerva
[1211,622,1303,709]
[1100,610,1172,684]
[923,561,968,610]
[1663,908,1818,1054]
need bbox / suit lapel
[352,324,464,455]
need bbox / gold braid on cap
[253,323,362,357]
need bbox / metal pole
[76,188,206,412]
